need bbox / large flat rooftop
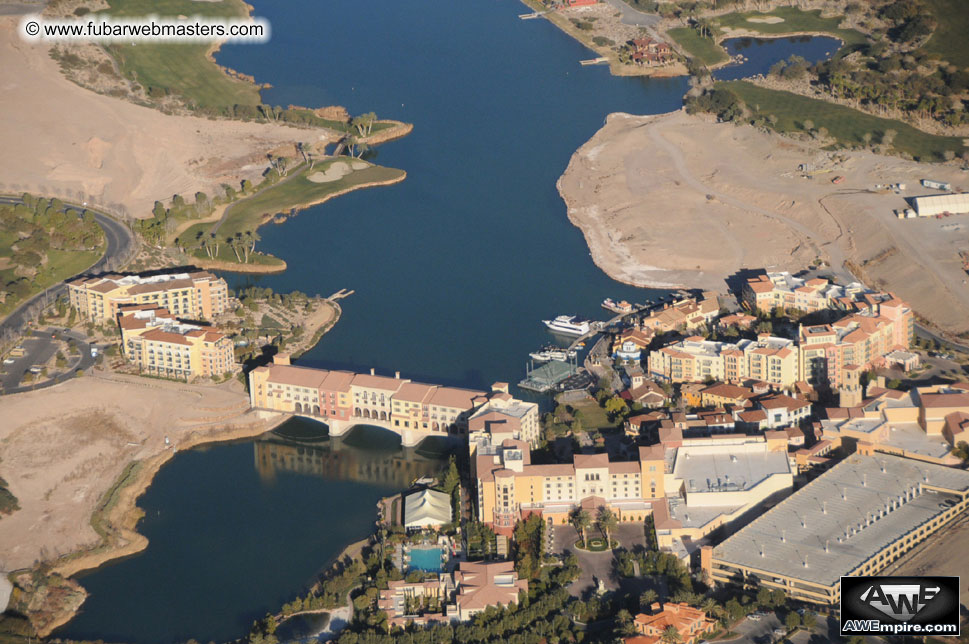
[674,444,791,497]
[713,454,969,586]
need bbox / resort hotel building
[68,269,228,322]
[117,306,234,379]
[472,425,793,557]
[704,453,969,605]
[250,355,541,441]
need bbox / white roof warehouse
[703,453,969,605]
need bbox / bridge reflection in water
[253,417,448,489]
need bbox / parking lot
[0,327,97,394]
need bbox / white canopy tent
[403,488,452,529]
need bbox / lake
[56,1,837,641]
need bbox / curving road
[0,196,136,338]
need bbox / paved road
[601,0,660,28]
[0,327,96,394]
[0,196,135,339]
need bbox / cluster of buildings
[249,355,540,444]
[471,414,797,560]
[645,274,913,396]
[67,269,235,380]
[377,560,528,628]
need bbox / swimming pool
[408,547,443,573]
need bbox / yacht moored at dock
[542,315,590,336]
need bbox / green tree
[785,611,801,630]
[442,455,460,496]
[640,589,658,610]
[597,507,618,546]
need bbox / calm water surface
[59,1,836,641]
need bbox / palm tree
[570,508,592,547]
[661,625,683,644]
[640,589,658,611]
[597,507,619,547]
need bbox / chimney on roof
[395,371,400,379]
[370,367,375,376]
[273,352,291,366]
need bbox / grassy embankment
[0,245,102,318]
[100,0,397,136]
[668,7,866,67]
[178,159,405,267]
[99,0,260,111]
[919,0,969,67]
[719,80,967,160]
[0,200,105,320]
[667,27,729,66]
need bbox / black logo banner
[841,576,960,636]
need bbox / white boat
[529,345,577,362]
[542,315,591,336]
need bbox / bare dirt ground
[0,16,338,218]
[558,109,969,335]
[0,372,274,572]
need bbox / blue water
[408,546,444,573]
[57,1,838,641]
[213,0,687,391]
[714,36,842,81]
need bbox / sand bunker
[307,160,368,183]
[747,16,785,24]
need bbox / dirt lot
[0,372,273,571]
[0,16,336,218]
[558,109,969,335]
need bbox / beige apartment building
[798,301,913,390]
[118,306,234,379]
[468,390,540,447]
[648,335,798,389]
[68,269,228,322]
[742,272,873,314]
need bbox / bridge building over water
[248,354,533,447]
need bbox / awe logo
[859,583,940,621]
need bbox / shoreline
[189,255,288,274]
[253,170,409,232]
[35,414,288,637]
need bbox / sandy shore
[0,16,339,218]
[558,109,969,335]
[0,373,278,573]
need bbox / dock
[328,288,354,300]
[579,57,609,66]
[519,11,547,19]
[519,359,579,393]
